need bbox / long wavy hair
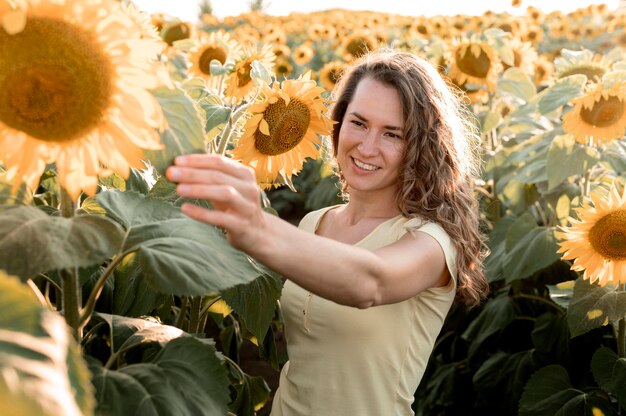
[329,50,489,307]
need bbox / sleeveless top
[270,206,457,416]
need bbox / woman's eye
[350,120,364,127]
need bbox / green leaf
[504,212,536,252]
[481,111,503,134]
[145,86,206,174]
[485,216,517,282]
[567,277,626,337]
[0,272,94,416]
[537,75,586,115]
[498,68,536,103]
[112,261,169,317]
[602,139,626,172]
[96,191,267,296]
[503,225,561,282]
[462,296,517,359]
[221,271,282,341]
[0,206,124,280]
[591,347,626,410]
[200,95,232,133]
[546,134,600,191]
[531,312,569,359]
[519,365,614,416]
[89,337,230,416]
[94,313,166,354]
[251,59,273,87]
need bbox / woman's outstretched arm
[166,154,449,308]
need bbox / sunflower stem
[188,296,202,334]
[61,267,82,341]
[59,187,75,218]
[618,316,625,359]
[217,102,252,155]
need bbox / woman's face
[336,77,406,198]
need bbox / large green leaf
[0,272,94,416]
[112,259,169,317]
[546,135,600,191]
[531,312,569,359]
[537,74,586,115]
[503,224,561,282]
[95,191,267,296]
[200,94,232,133]
[567,277,626,337]
[519,365,614,416]
[145,86,206,174]
[0,206,124,280]
[602,139,626,172]
[462,296,517,359]
[592,347,626,410]
[89,337,230,416]
[221,271,282,341]
[94,313,165,354]
[497,68,536,103]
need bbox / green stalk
[217,102,252,155]
[59,187,81,340]
[79,248,139,329]
[188,296,202,334]
[175,296,189,329]
[618,317,625,359]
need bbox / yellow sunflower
[562,83,626,144]
[293,43,314,66]
[274,56,293,79]
[188,30,239,90]
[224,43,275,104]
[448,39,502,92]
[161,20,194,46]
[0,0,167,199]
[232,72,334,189]
[319,60,346,91]
[342,32,378,62]
[554,49,611,83]
[557,185,626,287]
[533,55,554,87]
[502,37,538,76]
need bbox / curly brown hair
[329,50,489,307]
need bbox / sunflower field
[1,0,626,415]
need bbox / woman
[166,50,488,415]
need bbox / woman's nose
[357,131,379,155]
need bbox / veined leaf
[89,337,230,416]
[145,86,206,174]
[567,277,626,338]
[503,225,561,282]
[537,74,586,115]
[200,95,232,134]
[462,296,517,359]
[0,272,94,416]
[0,206,124,280]
[519,365,614,416]
[546,134,600,191]
[498,68,536,103]
[95,191,268,296]
[591,347,626,410]
[221,271,283,341]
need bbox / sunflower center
[346,38,371,58]
[254,98,311,156]
[236,61,253,87]
[456,46,491,78]
[580,95,625,128]
[199,46,227,75]
[560,65,606,80]
[588,209,626,260]
[0,17,112,142]
[163,22,191,46]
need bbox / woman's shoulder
[297,204,345,232]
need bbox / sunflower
[274,56,293,78]
[557,185,626,287]
[188,30,239,90]
[232,72,334,189]
[533,55,554,87]
[448,39,502,92]
[161,20,193,46]
[554,49,611,83]
[224,43,275,104]
[319,60,346,91]
[342,32,378,62]
[562,83,626,144]
[293,43,314,66]
[0,0,166,199]
[502,37,538,76]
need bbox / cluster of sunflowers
[2,0,626,289]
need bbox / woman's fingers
[172,154,255,181]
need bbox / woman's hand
[165,154,266,251]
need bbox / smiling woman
[167,49,489,416]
